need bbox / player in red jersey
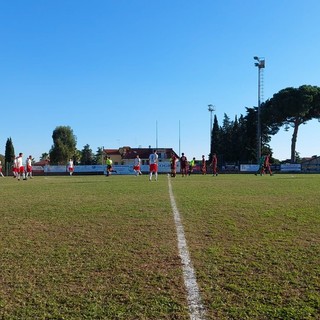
[211,153,218,176]
[201,155,207,175]
[170,152,178,177]
[180,153,188,177]
[264,153,273,176]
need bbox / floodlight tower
[208,104,215,156]
[101,146,104,165]
[254,56,265,161]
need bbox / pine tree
[5,137,15,166]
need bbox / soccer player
[25,155,33,179]
[170,152,178,177]
[133,155,142,176]
[68,159,74,176]
[201,155,207,175]
[12,155,18,178]
[149,150,158,181]
[188,157,196,176]
[180,153,188,177]
[106,156,113,176]
[16,153,26,180]
[264,153,273,176]
[211,153,218,176]
[0,160,4,177]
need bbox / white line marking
[168,176,206,320]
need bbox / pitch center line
[167,176,206,320]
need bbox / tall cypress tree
[5,137,15,166]
[210,115,220,162]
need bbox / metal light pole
[101,146,104,165]
[156,120,158,149]
[254,56,265,162]
[179,120,181,157]
[208,104,215,156]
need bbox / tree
[208,108,275,165]
[94,147,105,165]
[74,149,82,165]
[209,115,220,162]
[262,85,320,163]
[238,114,254,163]
[49,126,77,164]
[40,153,49,161]
[80,144,94,165]
[220,113,234,163]
[5,137,15,166]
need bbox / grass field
[0,174,319,319]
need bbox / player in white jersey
[12,156,18,178]
[149,150,158,181]
[16,153,26,180]
[133,155,142,176]
[0,160,4,177]
[25,155,33,179]
[68,159,74,176]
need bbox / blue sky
[1,0,319,162]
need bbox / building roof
[33,159,50,166]
[104,147,179,160]
[301,156,320,164]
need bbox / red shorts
[19,166,24,173]
[149,164,158,173]
[134,165,140,171]
[27,165,32,173]
[69,167,74,172]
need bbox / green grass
[0,174,319,319]
[171,174,320,319]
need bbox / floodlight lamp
[253,56,259,61]
[208,104,215,112]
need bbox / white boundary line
[167,176,206,320]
